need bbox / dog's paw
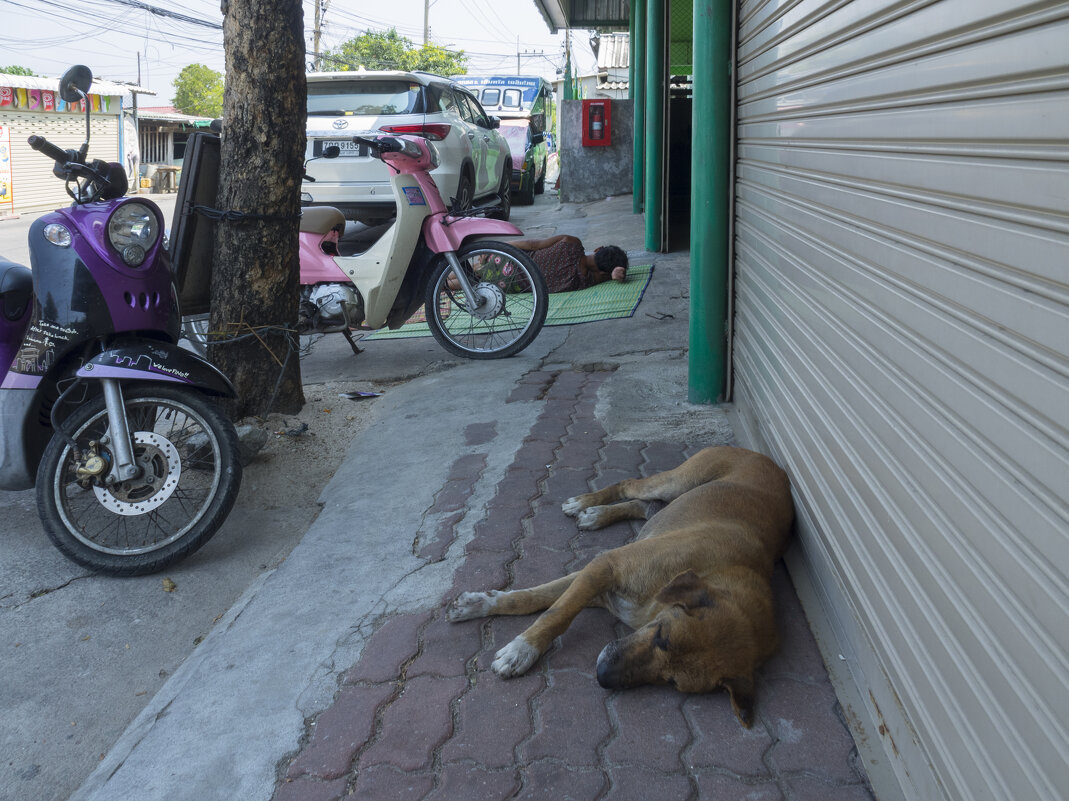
[576,506,606,530]
[492,636,540,677]
[561,496,587,517]
[447,591,499,622]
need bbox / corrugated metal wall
[731,2,1069,800]
[1,110,120,213]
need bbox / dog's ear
[656,570,716,611]
[721,675,756,728]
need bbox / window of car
[434,85,459,115]
[307,80,428,116]
[450,89,476,124]
[460,93,491,128]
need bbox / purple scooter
[0,65,241,575]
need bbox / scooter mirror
[323,145,341,159]
[58,65,93,103]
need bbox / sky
[0,0,599,104]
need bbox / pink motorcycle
[189,134,548,360]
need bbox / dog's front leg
[493,561,613,677]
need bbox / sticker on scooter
[402,186,426,206]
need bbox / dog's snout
[596,641,622,688]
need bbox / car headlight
[108,203,160,267]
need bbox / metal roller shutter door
[732,2,1069,800]
[4,110,120,213]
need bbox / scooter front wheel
[36,384,242,576]
[424,240,548,359]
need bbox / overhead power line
[91,0,221,28]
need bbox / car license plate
[314,139,367,157]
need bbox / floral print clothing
[530,237,596,293]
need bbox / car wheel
[489,162,512,220]
[535,159,546,194]
[452,170,474,212]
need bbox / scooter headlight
[108,203,159,266]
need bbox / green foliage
[415,43,467,76]
[172,63,224,118]
[319,28,467,76]
[321,28,409,71]
[1,65,35,76]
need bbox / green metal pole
[689,0,732,403]
[644,0,665,252]
[632,0,645,213]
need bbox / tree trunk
[209,0,305,417]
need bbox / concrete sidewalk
[70,195,874,801]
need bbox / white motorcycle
[182,133,549,360]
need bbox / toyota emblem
[332,119,348,129]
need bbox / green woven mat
[364,264,654,340]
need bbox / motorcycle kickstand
[342,328,364,356]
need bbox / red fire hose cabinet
[581,99,612,146]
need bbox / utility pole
[313,0,331,71]
[424,0,430,45]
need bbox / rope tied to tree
[198,320,302,414]
[190,204,301,223]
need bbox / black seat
[0,259,33,321]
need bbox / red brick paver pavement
[274,370,874,801]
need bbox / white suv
[305,71,512,224]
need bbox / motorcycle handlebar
[27,135,71,164]
[352,135,402,154]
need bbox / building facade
[0,72,135,215]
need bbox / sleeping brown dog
[447,446,794,726]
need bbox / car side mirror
[532,132,545,144]
[489,116,501,130]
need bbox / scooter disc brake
[93,432,182,516]
[469,282,506,321]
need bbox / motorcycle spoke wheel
[424,241,548,359]
[37,385,241,575]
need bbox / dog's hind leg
[572,499,652,530]
[447,573,579,622]
[563,446,742,520]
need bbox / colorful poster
[0,125,13,215]
[0,84,116,115]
